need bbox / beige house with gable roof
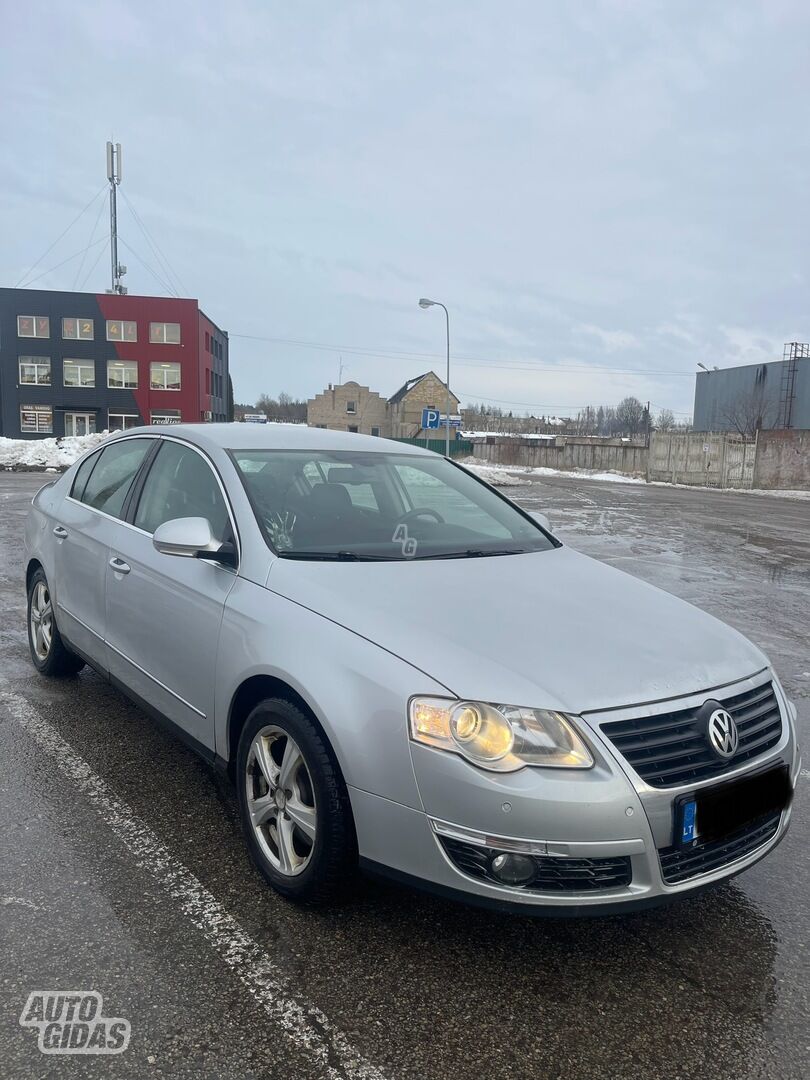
[307,372,460,439]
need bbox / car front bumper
[351,671,800,914]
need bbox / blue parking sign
[421,408,441,429]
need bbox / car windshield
[231,449,555,560]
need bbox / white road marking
[800,769,810,780]
[0,681,385,1080]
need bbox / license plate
[676,765,792,846]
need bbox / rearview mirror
[152,517,236,566]
[529,510,553,533]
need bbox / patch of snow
[528,466,646,485]
[0,431,111,470]
[460,457,810,499]
[460,430,558,441]
[456,460,532,487]
[647,481,810,501]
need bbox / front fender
[216,578,451,810]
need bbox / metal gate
[722,435,755,488]
[649,432,756,488]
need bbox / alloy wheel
[246,725,317,876]
[30,581,54,662]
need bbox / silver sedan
[24,424,800,913]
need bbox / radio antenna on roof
[105,141,127,294]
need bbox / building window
[62,317,94,340]
[20,405,53,433]
[107,360,138,389]
[106,319,137,342]
[346,400,357,414]
[108,411,140,431]
[18,316,49,338]
[205,368,210,394]
[149,321,181,344]
[63,358,96,388]
[205,331,210,351]
[18,357,51,385]
[150,362,181,390]
[150,410,182,425]
[371,426,380,437]
[348,425,358,433]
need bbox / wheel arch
[25,558,43,591]
[226,674,336,780]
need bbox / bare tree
[616,396,646,436]
[655,408,676,431]
[256,391,307,424]
[720,386,775,437]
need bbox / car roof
[117,423,439,457]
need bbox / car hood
[266,546,767,714]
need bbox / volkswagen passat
[24,425,799,913]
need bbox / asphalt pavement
[0,470,807,1080]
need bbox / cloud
[575,324,641,352]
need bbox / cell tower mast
[106,141,127,294]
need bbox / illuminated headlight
[409,698,593,772]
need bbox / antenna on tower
[106,141,127,294]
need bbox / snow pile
[528,466,646,485]
[460,458,647,487]
[457,460,532,487]
[460,430,558,441]
[0,431,111,470]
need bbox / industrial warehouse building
[0,287,229,439]
[693,343,810,432]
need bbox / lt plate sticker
[681,800,698,843]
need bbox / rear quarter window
[70,452,101,502]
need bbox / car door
[104,437,238,750]
[52,437,155,667]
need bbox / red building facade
[0,287,229,438]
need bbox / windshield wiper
[277,550,401,561]
[411,548,527,561]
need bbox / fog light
[490,852,536,885]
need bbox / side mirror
[152,517,236,566]
[529,510,553,534]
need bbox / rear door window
[79,438,152,519]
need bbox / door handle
[109,557,131,575]
[53,525,68,539]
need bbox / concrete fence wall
[472,430,810,491]
[752,429,810,489]
[472,436,648,475]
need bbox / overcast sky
[3,1,809,419]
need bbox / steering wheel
[397,507,445,525]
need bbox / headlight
[409,697,593,772]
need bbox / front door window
[65,412,97,437]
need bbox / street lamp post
[418,298,451,456]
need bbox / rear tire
[27,567,85,677]
[236,697,357,903]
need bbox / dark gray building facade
[693,345,810,432]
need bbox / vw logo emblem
[707,708,739,758]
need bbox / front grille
[440,837,632,893]
[601,681,782,788]
[658,811,781,884]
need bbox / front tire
[27,568,85,677]
[236,697,357,903]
